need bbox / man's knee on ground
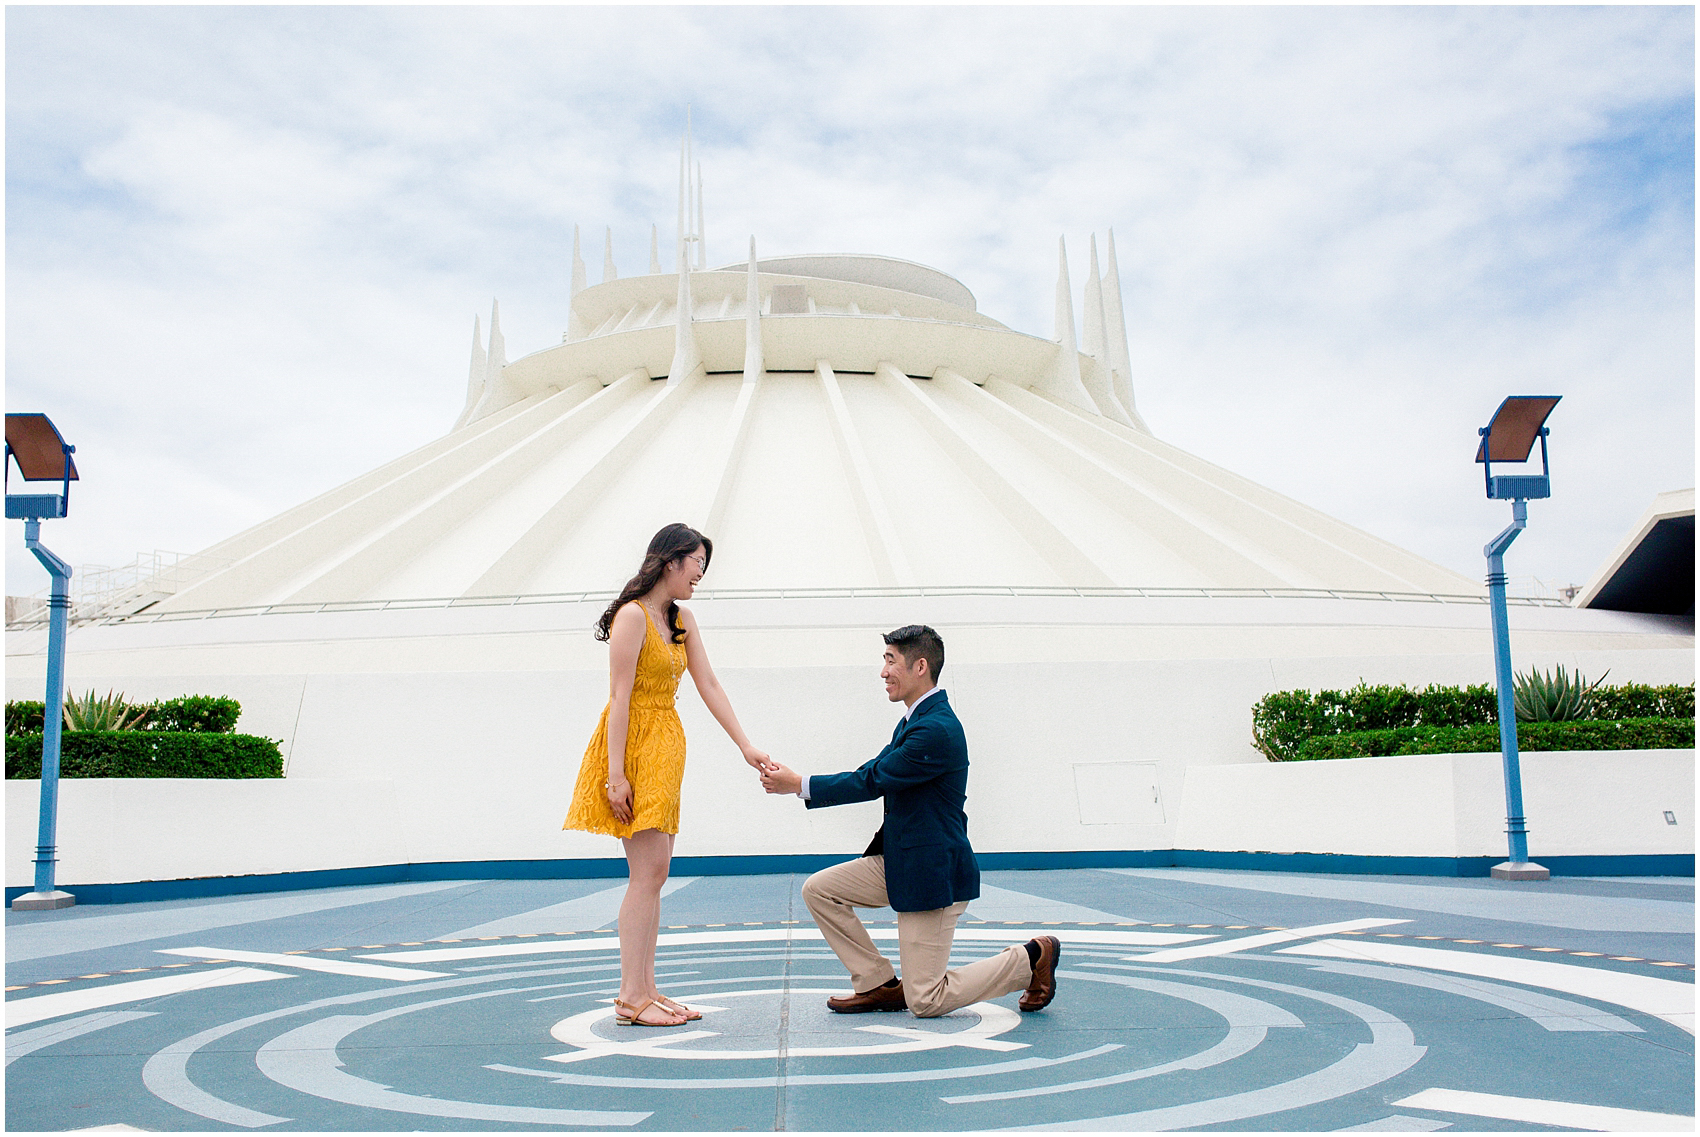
[904,981,951,1018]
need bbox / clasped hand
[737,745,799,795]
[759,760,802,796]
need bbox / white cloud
[5,5,1691,599]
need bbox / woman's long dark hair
[595,523,712,644]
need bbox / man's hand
[760,762,803,796]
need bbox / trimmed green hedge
[1253,681,1694,762]
[5,695,242,736]
[1294,716,1695,761]
[6,701,45,735]
[5,731,283,779]
[141,696,241,733]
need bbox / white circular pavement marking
[21,923,1678,1130]
[547,987,1024,1060]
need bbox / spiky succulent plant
[1512,665,1608,723]
[62,689,149,732]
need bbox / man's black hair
[884,624,944,684]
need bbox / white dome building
[136,243,1472,609]
[7,139,1691,897]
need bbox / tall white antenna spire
[451,313,487,430]
[695,161,706,270]
[1103,228,1146,432]
[675,108,706,270]
[676,132,688,272]
[568,225,588,341]
[670,125,702,382]
[487,298,507,377]
[1082,234,1107,364]
[570,224,587,298]
[649,223,662,274]
[1040,237,1098,415]
[602,227,618,283]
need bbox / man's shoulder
[905,695,966,749]
[914,691,962,727]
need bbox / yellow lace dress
[564,604,690,838]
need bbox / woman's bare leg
[618,828,683,1024]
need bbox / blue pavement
[6,868,1693,1131]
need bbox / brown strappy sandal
[613,997,688,1027]
[655,994,702,1021]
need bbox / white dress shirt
[799,686,944,800]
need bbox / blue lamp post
[6,413,80,910]
[1476,395,1561,883]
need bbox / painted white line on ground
[361,926,1210,964]
[155,946,450,981]
[1134,918,1409,963]
[1278,940,1695,1035]
[855,1023,1027,1052]
[1334,1115,1450,1132]
[947,928,1211,947]
[1393,1087,1693,1131]
[6,968,291,1029]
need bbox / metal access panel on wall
[1072,761,1165,826]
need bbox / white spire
[1103,228,1145,432]
[570,224,587,298]
[487,298,508,376]
[670,132,702,384]
[1082,235,1107,364]
[602,227,618,283]
[676,132,688,270]
[469,313,487,384]
[671,234,701,382]
[1039,237,1098,414]
[451,313,487,429]
[567,225,588,341]
[1078,235,1134,427]
[649,223,662,274]
[744,236,764,382]
[675,109,706,270]
[695,161,706,270]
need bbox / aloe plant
[62,689,149,732]
[1513,665,1609,723]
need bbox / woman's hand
[741,745,772,772]
[606,778,633,824]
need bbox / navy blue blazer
[806,691,981,913]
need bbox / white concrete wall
[6,779,406,886]
[10,748,1691,887]
[1174,749,1694,859]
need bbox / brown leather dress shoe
[1019,936,1060,1011]
[827,980,907,1013]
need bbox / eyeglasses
[685,553,707,572]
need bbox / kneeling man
[760,624,1059,1018]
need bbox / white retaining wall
[9,749,1691,887]
[1174,749,1694,860]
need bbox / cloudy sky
[5,5,1692,601]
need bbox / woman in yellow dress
[564,522,771,1027]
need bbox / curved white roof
[709,254,978,311]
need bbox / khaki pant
[801,855,1032,1018]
